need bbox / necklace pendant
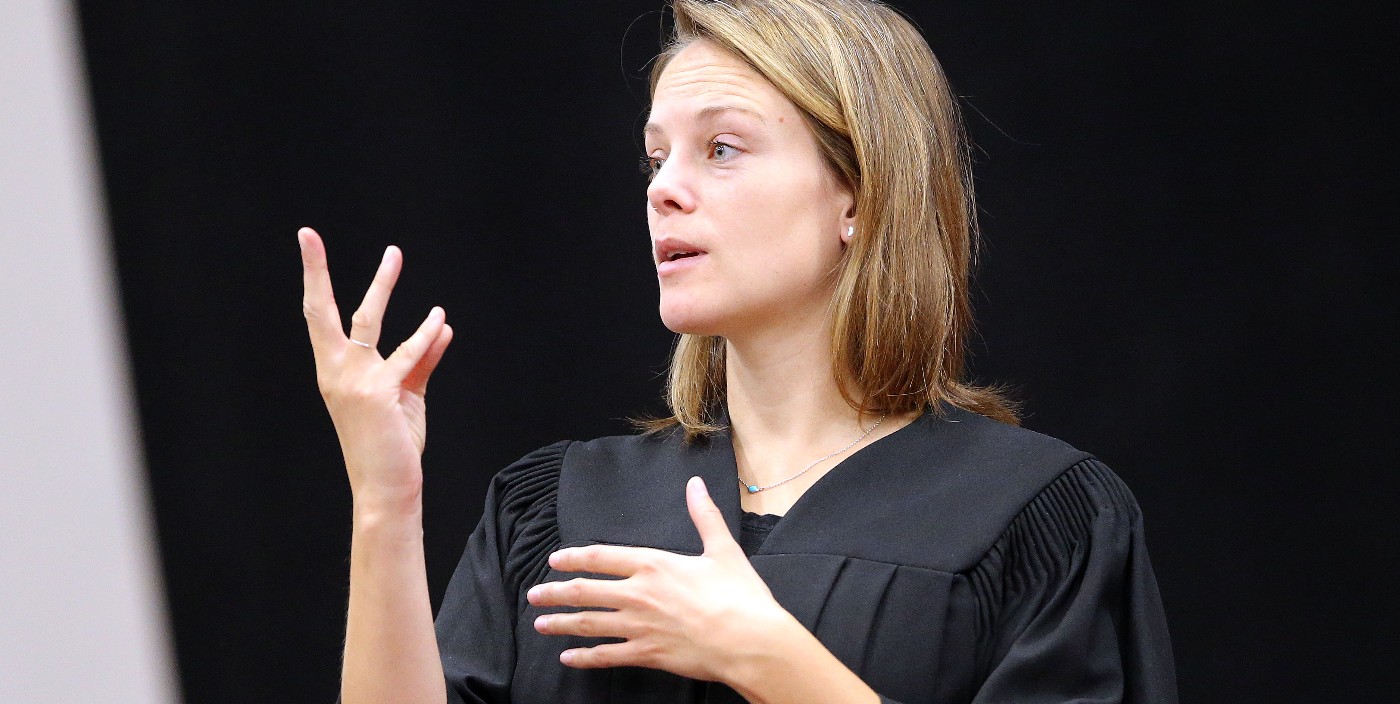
[734,411,886,500]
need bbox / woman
[299,1,1177,702]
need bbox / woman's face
[644,39,853,339]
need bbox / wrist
[723,608,880,704]
[352,488,423,529]
[720,606,804,696]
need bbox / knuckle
[629,591,660,612]
[562,579,585,600]
[633,642,660,667]
[302,300,317,320]
[394,339,420,359]
[350,309,374,329]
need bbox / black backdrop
[74,1,1394,702]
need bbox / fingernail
[560,650,576,665]
[534,615,551,630]
[528,585,542,600]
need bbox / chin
[658,309,726,337]
[657,294,730,336]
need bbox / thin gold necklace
[737,413,888,494]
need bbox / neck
[723,306,882,489]
[725,347,852,449]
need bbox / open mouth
[655,238,708,268]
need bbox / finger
[527,577,631,610]
[402,323,453,397]
[384,306,445,382]
[548,544,662,578]
[347,245,402,349]
[687,477,740,557]
[298,227,345,350]
[560,642,643,670]
[534,609,633,640]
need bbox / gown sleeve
[951,458,1178,704]
[434,441,569,704]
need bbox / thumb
[686,476,739,558]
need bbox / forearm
[341,495,446,704]
[725,611,881,704]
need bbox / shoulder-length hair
[637,0,1017,440]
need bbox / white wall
[0,1,180,701]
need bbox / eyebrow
[643,104,768,138]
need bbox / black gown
[435,404,1178,703]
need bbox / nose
[645,155,695,215]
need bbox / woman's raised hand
[298,227,454,511]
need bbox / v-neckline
[708,405,936,555]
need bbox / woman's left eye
[636,141,738,181]
[709,140,737,161]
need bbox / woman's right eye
[638,154,663,180]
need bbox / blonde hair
[637,0,1018,440]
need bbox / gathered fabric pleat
[494,442,567,615]
[439,440,570,704]
[962,458,1177,703]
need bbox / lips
[653,237,708,277]
[653,237,708,266]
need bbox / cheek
[657,168,843,330]
[703,237,836,316]
[728,192,841,292]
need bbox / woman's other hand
[527,477,795,684]
[298,226,454,512]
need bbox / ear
[838,194,857,245]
